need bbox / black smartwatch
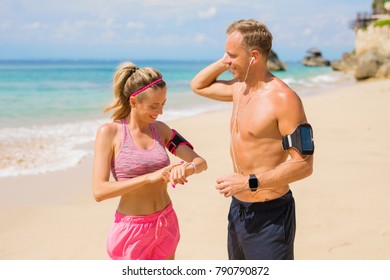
[248,174,258,192]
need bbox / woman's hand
[169,162,189,188]
[148,163,182,185]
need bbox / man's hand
[215,173,248,197]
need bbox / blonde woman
[93,62,207,260]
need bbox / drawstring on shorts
[238,204,246,222]
[155,214,168,239]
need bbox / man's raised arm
[190,57,234,102]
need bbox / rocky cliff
[355,22,390,57]
[332,17,390,80]
[302,48,330,67]
[268,50,287,71]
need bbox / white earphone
[250,56,255,64]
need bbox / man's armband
[166,129,194,155]
[281,123,315,155]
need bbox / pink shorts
[106,202,180,260]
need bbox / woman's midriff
[117,183,171,216]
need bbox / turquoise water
[0,60,353,177]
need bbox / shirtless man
[190,19,314,260]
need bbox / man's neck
[245,68,273,93]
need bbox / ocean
[0,60,354,177]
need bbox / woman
[93,62,207,260]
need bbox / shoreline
[0,78,390,259]
[0,64,354,178]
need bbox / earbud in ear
[250,57,255,64]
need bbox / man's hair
[226,19,273,58]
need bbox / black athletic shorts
[228,190,296,260]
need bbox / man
[190,19,314,260]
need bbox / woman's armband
[166,129,194,155]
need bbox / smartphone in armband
[281,123,314,155]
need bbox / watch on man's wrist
[248,174,259,192]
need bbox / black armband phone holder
[167,129,194,155]
[281,123,314,155]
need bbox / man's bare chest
[234,99,276,139]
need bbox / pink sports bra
[111,119,170,181]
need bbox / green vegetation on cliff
[374,19,390,27]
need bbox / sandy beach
[0,78,390,260]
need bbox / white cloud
[0,22,11,29]
[101,30,117,40]
[21,22,47,30]
[302,28,313,36]
[105,19,122,29]
[74,20,97,29]
[124,32,215,48]
[54,21,79,41]
[194,33,207,43]
[126,22,146,29]
[197,7,217,19]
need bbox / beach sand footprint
[328,242,353,253]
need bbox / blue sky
[0,0,372,61]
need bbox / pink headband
[130,77,163,98]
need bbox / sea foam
[0,120,104,177]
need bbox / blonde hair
[226,19,273,58]
[104,62,166,120]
